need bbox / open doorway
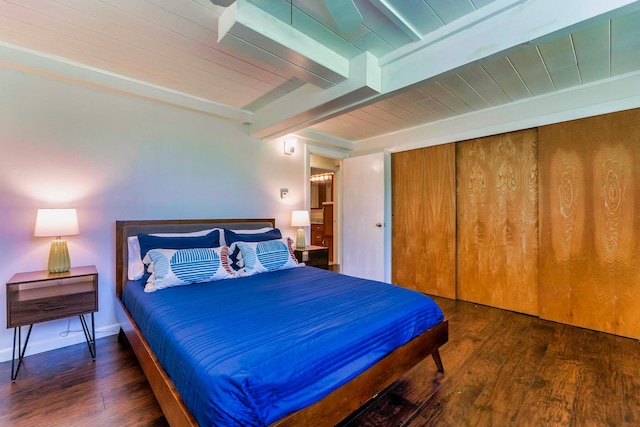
[310,154,340,270]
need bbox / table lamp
[291,210,310,249]
[34,208,80,273]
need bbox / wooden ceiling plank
[55,0,291,88]
[102,0,218,41]
[470,0,496,8]
[289,8,363,59]
[438,74,491,110]
[86,0,285,90]
[349,107,399,130]
[313,113,390,140]
[380,0,443,36]
[368,0,421,41]
[611,9,640,76]
[548,65,581,91]
[401,88,431,102]
[572,21,610,84]
[508,46,556,96]
[1,39,253,122]
[352,31,393,57]
[538,35,576,72]
[381,0,640,94]
[419,81,473,115]
[386,94,442,121]
[353,0,412,48]
[425,0,476,24]
[457,65,511,106]
[113,0,291,79]
[416,96,456,119]
[481,57,531,101]
[9,0,273,100]
[0,13,259,107]
[146,0,224,28]
[361,102,414,126]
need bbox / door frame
[304,142,350,266]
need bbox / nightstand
[294,245,329,270]
[6,265,98,381]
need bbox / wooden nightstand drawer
[294,246,329,270]
[9,290,97,328]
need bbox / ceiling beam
[209,0,235,6]
[249,52,381,140]
[294,128,355,151]
[369,0,421,41]
[218,0,349,88]
[243,0,640,141]
[0,42,252,124]
[355,70,640,155]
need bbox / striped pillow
[230,237,300,276]
[143,246,235,292]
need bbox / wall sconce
[291,210,310,249]
[34,208,80,273]
[284,138,296,155]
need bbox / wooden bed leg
[432,349,444,373]
[117,328,128,344]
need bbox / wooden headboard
[115,218,275,298]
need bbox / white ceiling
[2,0,640,148]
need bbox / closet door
[392,143,456,298]
[539,109,640,339]
[457,129,539,315]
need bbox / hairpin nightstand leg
[79,313,96,359]
[11,324,33,382]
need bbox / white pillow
[127,228,217,280]
[230,237,301,276]
[143,246,235,292]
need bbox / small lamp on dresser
[291,210,310,250]
[34,208,80,273]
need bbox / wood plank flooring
[1,296,639,426]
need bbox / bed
[115,219,448,426]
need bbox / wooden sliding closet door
[539,109,640,339]
[457,129,539,315]
[392,143,456,298]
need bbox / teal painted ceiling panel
[572,22,610,84]
[380,0,444,36]
[426,0,476,24]
[353,32,393,57]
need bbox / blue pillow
[223,228,282,245]
[224,228,282,271]
[138,229,221,261]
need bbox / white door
[341,152,390,282]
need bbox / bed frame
[115,219,449,426]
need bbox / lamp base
[48,239,71,273]
[295,228,306,250]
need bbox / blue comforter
[122,266,444,426]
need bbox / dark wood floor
[1,296,639,426]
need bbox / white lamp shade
[34,209,80,237]
[291,210,310,227]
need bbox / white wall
[0,66,307,362]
